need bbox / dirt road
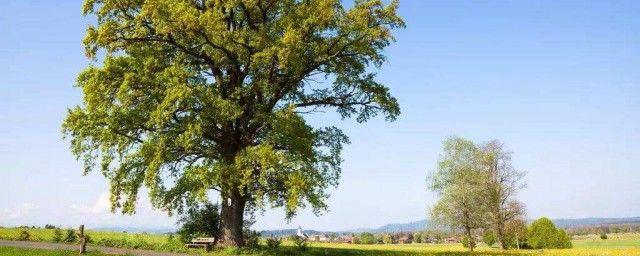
[0,240,192,256]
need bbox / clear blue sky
[1,0,638,231]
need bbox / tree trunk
[465,227,474,252]
[220,190,246,247]
[497,222,506,250]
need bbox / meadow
[0,246,128,256]
[0,227,639,255]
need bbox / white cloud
[69,191,178,229]
[71,191,110,214]
[8,203,40,218]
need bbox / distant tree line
[567,223,640,236]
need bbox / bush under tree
[176,203,221,244]
[483,232,496,247]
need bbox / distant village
[271,226,460,245]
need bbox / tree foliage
[428,136,488,252]
[528,217,572,249]
[503,218,528,249]
[483,232,496,247]
[64,0,404,246]
[413,232,422,243]
[360,232,375,244]
[176,203,221,244]
[382,234,393,244]
[428,136,527,251]
[479,140,527,249]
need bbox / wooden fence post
[78,225,87,254]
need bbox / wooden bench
[186,237,216,251]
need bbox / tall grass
[0,227,191,253]
[0,246,129,256]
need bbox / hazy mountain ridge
[261,216,640,236]
[551,217,640,228]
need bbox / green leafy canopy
[63,0,404,220]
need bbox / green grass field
[0,228,639,255]
[0,246,127,256]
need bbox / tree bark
[497,222,506,249]
[465,227,474,252]
[220,190,246,247]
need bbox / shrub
[177,203,221,244]
[461,235,476,249]
[556,229,572,249]
[528,217,572,249]
[292,235,308,251]
[352,236,361,244]
[265,236,281,249]
[413,232,422,243]
[243,229,260,248]
[483,232,496,247]
[600,233,608,240]
[18,230,30,241]
[383,234,393,244]
[52,228,63,243]
[360,232,375,244]
[83,234,93,244]
[64,228,77,243]
[503,219,529,249]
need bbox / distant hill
[365,219,431,233]
[260,216,640,236]
[551,217,640,228]
[92,226,177,234]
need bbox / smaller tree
[353,235,361,244]
[360,232,375,244]
[414,232,423,243]
[528,217,572,249]
[428,137,489,253]
[483,232,496,247]
[52,228,63,243]
[461,234,477,250]
[600,233,608,240]
[383,234,394,244]
[176,203,221,244]
[556,229,572,249]
[503,219,529,249]
[64,228,77,243]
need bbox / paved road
[0,240,191,256]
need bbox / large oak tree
[63,0,403,246]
